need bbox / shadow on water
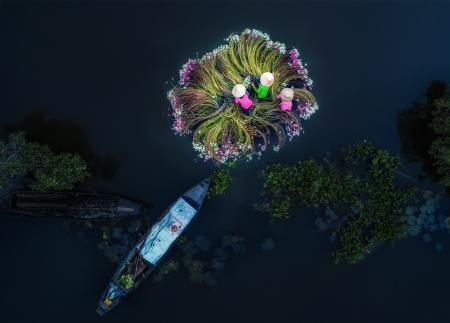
[396,80,448,183]
[2,112,121,181]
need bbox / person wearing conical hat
[233,84,253,110]
[253,72,274,99]
[276,87,294,111]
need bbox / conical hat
[280,88,294,101]
[232,84,246,97]
[260,72,274,86]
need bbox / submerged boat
[9,192,147,220]
[96,178,210,315]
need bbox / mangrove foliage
[0,131,91,201]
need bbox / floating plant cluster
[400,190,448,251]
[96,219,142,263]
[167,29,318,165]
[314,208,348,243]
[152,233,276,286]
[314,190,449,253]
[62,217,144,263]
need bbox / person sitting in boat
[276,87,294,111]
[252,72,274,99]
[233,84,253,110]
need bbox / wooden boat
[96,178,210,315]
[9,192,147,220]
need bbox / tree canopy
[0,131,91,200]
[429,86,450,189]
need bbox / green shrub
[207,169,233,199]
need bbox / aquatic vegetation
[207,169,233,199]
[213,247,228,261]
[0,131,91,200]
[219,234,246,255]
[203,271,219,286]
[231,242,246,255]
[315,218,329,232]
[167,29,318,165]
[430,223,439,232]
[98,241,107,251]
[408,225,422,236]
[210,258,225,270]
[402,190,448,243]
[176,235,188,244]
[112,227,123,239]
[162,259,179,274]
[257,141,418,264]
[181,240,198,256]
[187,260,204,283]
[194,235,212,252]
[260,237,275,251]
[116,274,134,290]
[127,219,141,233]
[404,206,418,216]
[105,246,117,258]
[332,143,417,263]
[256,155,364,220]
[221,235,232,247]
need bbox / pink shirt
[235,93,253,110]
[277,94,293,111]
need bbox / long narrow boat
[9,192,147,220]
[96,178,210,315]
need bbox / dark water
[1,1,450,322]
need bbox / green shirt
[253,84,270,99]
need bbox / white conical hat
[260,72,274,86]
[232,84,246,97]
[280,88,294,101]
